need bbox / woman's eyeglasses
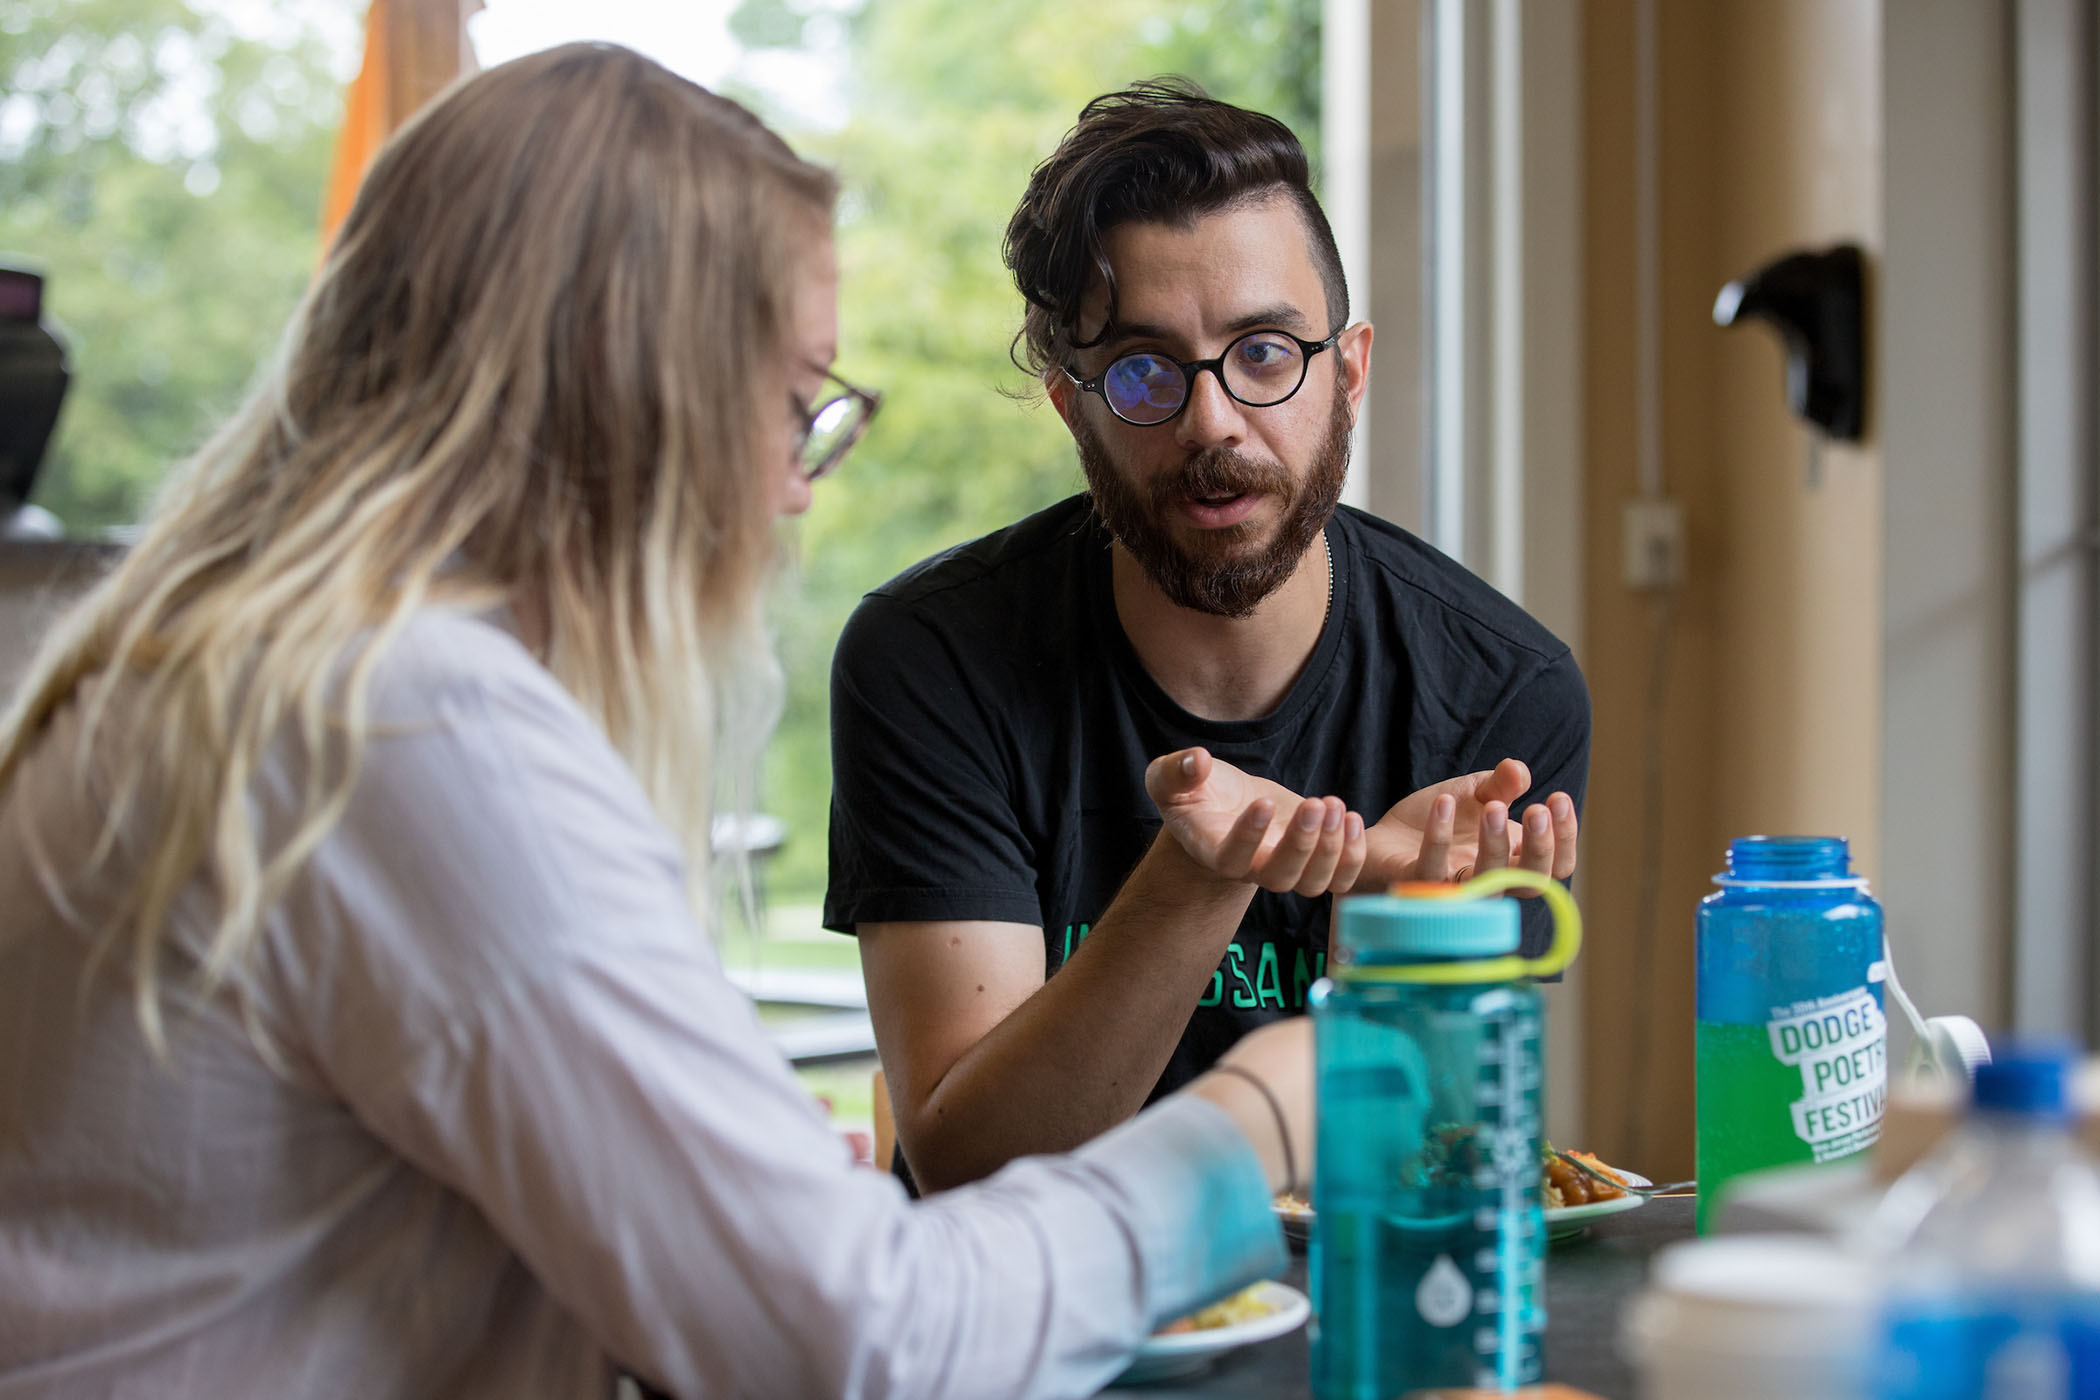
[793,370,882,481]
[1062,327,1342,427]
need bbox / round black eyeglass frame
[795,369,883,482]
[1062,327,1343,427]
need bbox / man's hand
[1145,747,1369,895]
[1362,758,1580,888]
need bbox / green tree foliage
[2,0,1321,908]
[736,0,1322,898]
[0,0,348,528]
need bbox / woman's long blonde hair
[0,44,836,1050]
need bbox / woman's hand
[1144,747,1368,896]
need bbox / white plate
[1545,1171,1649,1240]
[1271,1172,1652,1247]
[1112,1280,1311,1386]
[1274,1195,1314,1247]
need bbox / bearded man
[826,81,1590,1194]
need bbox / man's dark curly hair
[1003,77,1348,377]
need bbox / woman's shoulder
[288,607,684,973]
[375,605,539,683]
[361,607,574,729]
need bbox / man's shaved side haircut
[1002,77,1350,377]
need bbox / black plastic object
[1713,243,1867,441]
[0,265,70,508]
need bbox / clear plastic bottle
[1308,869,1581,1398]
[1697,835,1887,1233]
[1868,1044,2100,1400]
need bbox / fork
[1552,1148,1696,1198]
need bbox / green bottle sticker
[1766,986,1887,1162]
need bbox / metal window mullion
[1427,0,1493,568]
[1488,0,1527,605]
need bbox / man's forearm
[901,832,1256,1191]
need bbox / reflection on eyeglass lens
[1093,328,1324,426]
[791,368,881,481]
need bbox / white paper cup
[1622,1234,1875,1400]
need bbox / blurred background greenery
[1,0,352,526]
[2,0,1320,910]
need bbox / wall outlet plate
[1622,498,1684,590]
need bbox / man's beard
[1076,386,1351,619]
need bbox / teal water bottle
[1309,869,1583,1398]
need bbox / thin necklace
[1322,529,1334,623]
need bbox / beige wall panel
[1582,0,1882,1183]
[1707,0,1883,876]
[1581,0,1702,1179]
[1365,0,1427,532]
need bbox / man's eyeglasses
[793,370,882,481]
[1062,327,1342,427]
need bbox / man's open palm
[1144,748,1369,896]
[1367,759,1581,886]
[1145,750,1579,896]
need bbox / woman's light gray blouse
[0,610,1283,1399]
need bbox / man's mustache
[1150,450,1293,506]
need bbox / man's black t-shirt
[825,494,1589,1102]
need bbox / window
[1,0,358,532]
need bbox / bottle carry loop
[1332,867,1583,984]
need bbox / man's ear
[1044,369,1081,433]
[1338,320,1375,421]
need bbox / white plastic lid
[1923,1015,1992,1079]
[1651,1235,1874,1305]
[1625,1235,1877,1361]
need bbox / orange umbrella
[321,0,485,247]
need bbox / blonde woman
[0,43,1315,1400]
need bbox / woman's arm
[264,620,1287,1399]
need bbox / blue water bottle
[1309,868,1582,1398]
[1696,836,1886,1233]
[1870,1043,2100,1399]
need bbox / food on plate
[1401,1121,1487,1190]
[1155,1283,1277,1335]
[1268,1144,1637,1219]
[1540,1143,1629,1207]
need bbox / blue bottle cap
[1335,890,1520,961]
[1971,1041,2075,1117]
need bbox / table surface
[1105,1194,1696,1400]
